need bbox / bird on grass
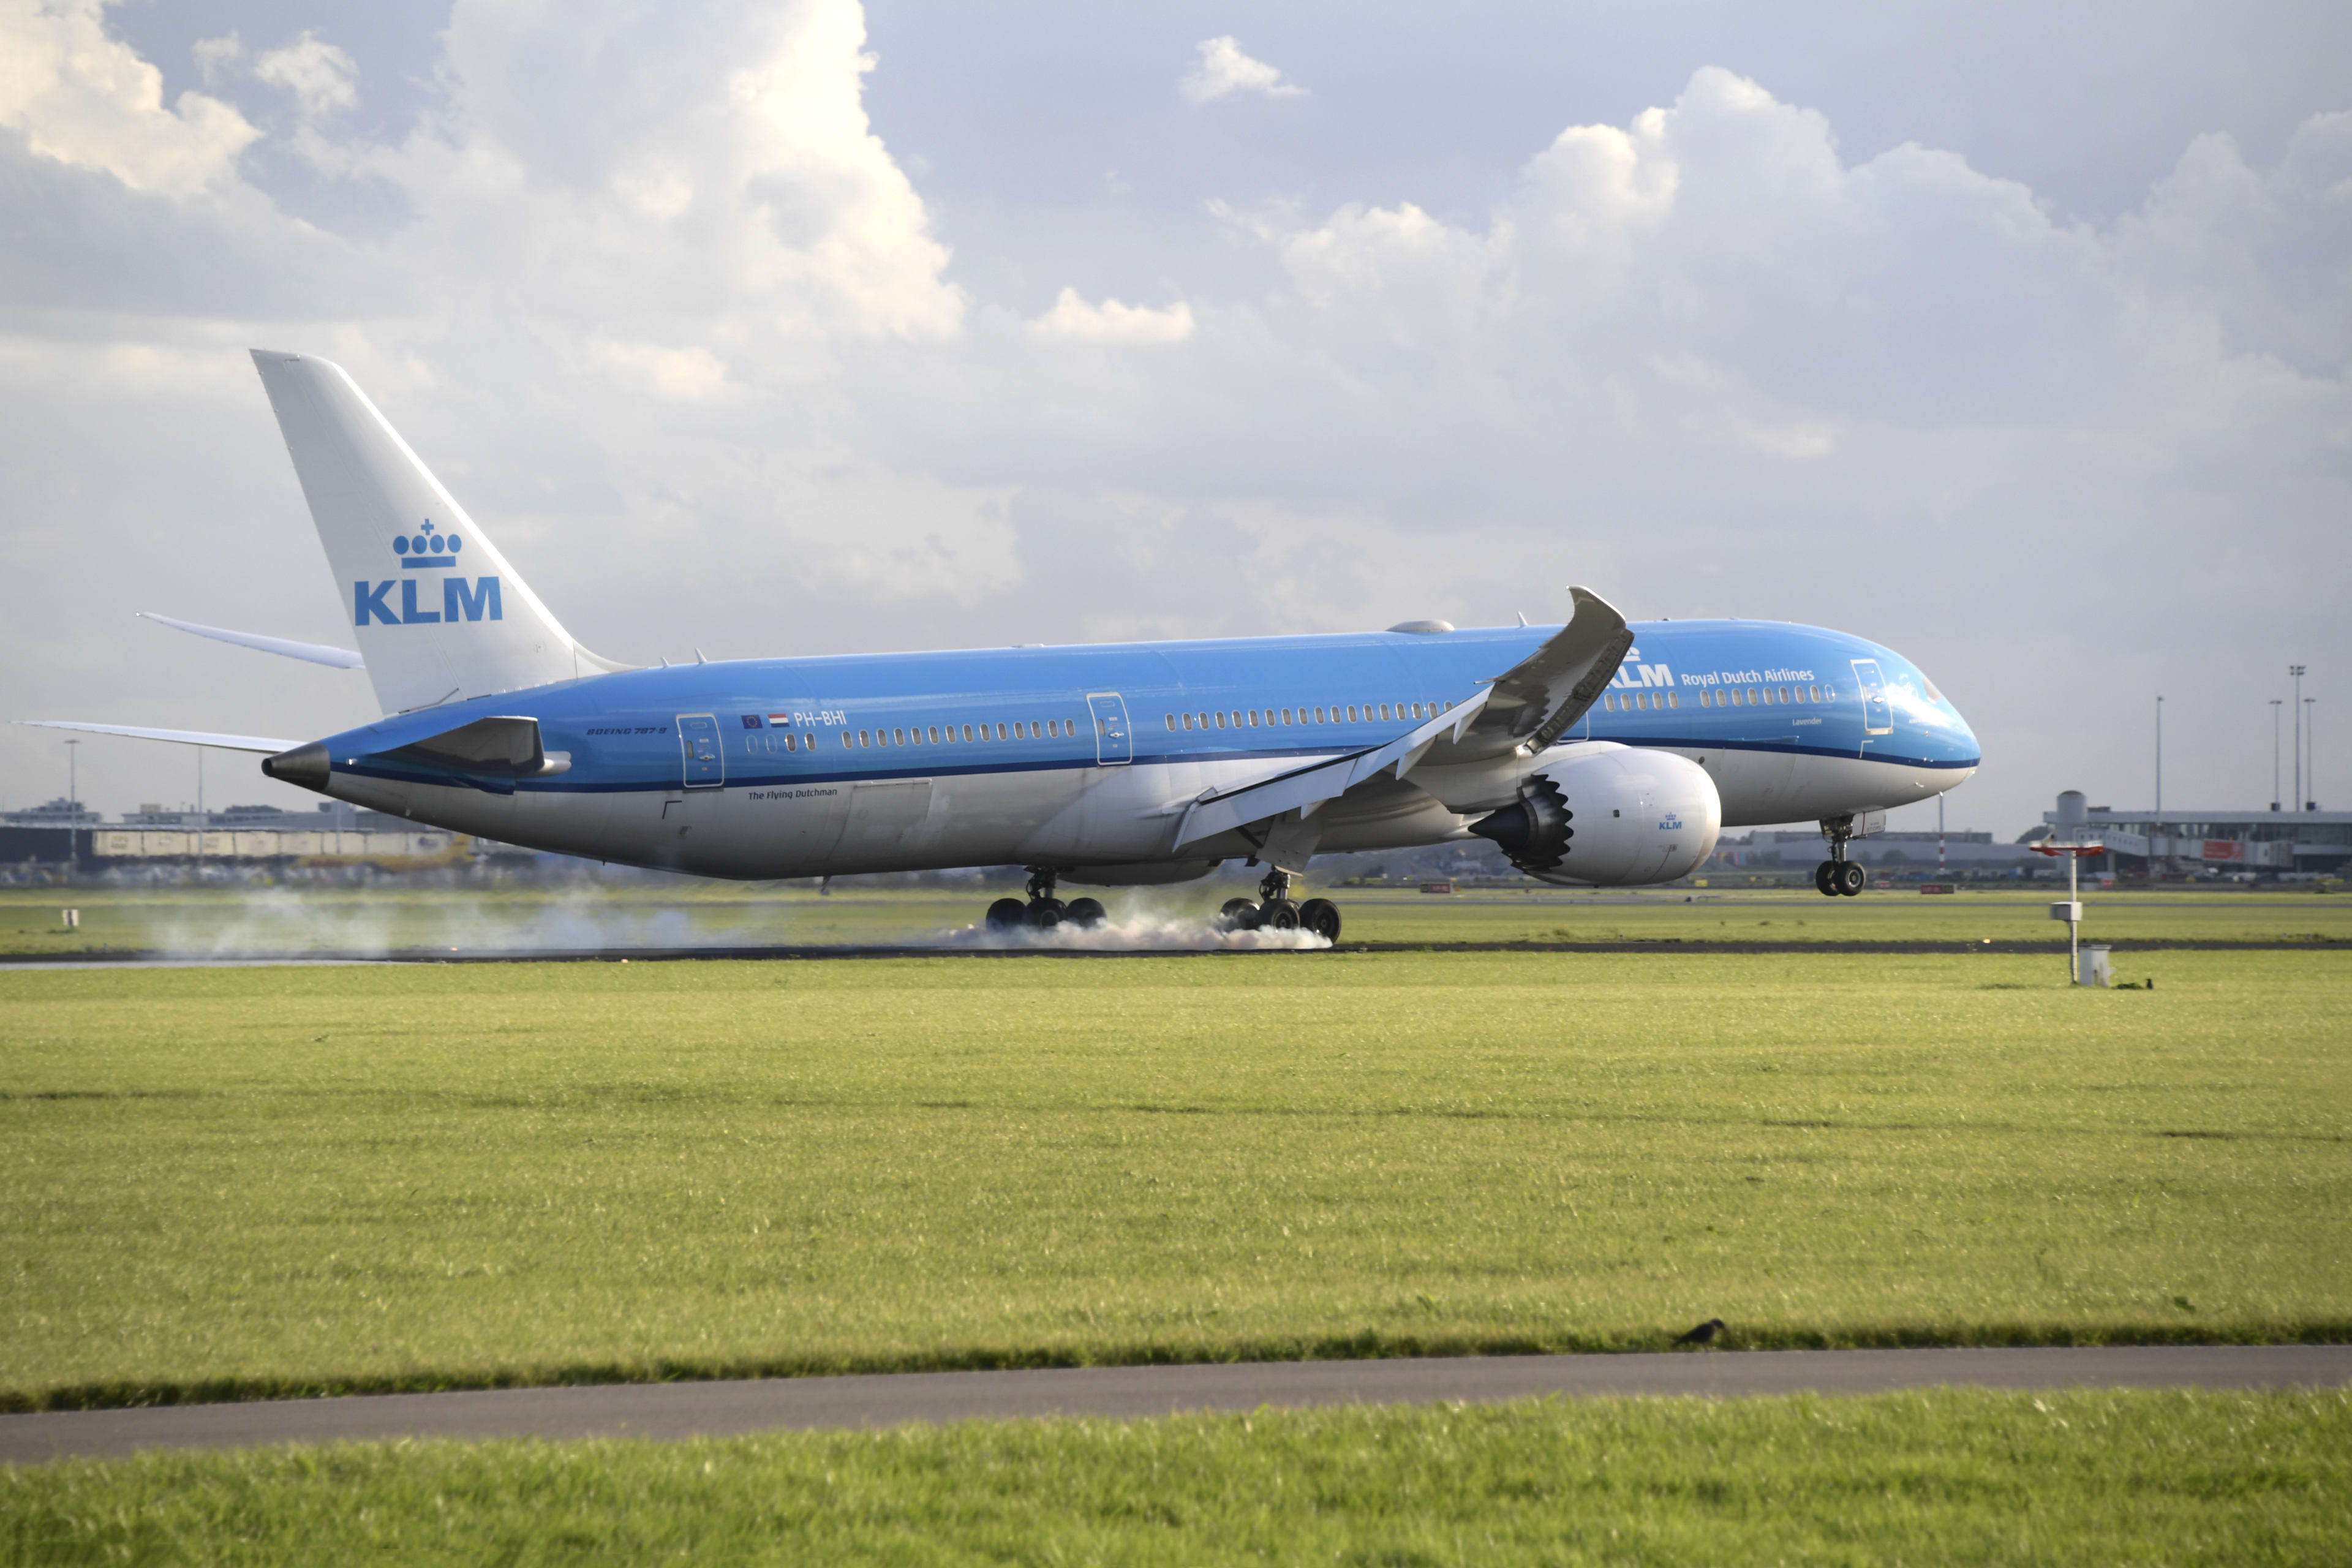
[1673,1318,1727,1346]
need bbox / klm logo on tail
[356,519,502,627]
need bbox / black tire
[986,897,1027,931]
[1297,897,1342,941]
[1814,860,1839,897]
[1065,897,1107,929]
[1834,861,1866,897]
[1024,897,1066,930]
[1259,898,1300,931]
[1219,896,1261,931]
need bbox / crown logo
[393,519,466,568]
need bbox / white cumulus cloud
[1180,36,1305,105]
[0,0,259,195]
[360,0,968,356]
[253,31,358,121]
[1025,288,1196,347]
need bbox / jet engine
[1469,742,1721,886]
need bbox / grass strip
[6,1389,2348,1564]
[5,951,2346,1412]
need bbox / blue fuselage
[336,620,1974,792]
[309,619,1977,880]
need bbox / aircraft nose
[1946,703,1983,767]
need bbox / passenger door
[1849,660,1893,737]
[1087,692,1133,766]
[677,714,725,788]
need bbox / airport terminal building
[2030,803,2351,880]
[1,799,472,880]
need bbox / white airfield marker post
[2032,839,2107,986]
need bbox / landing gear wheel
[1814,861,1839,897]
[986,897,1027,931]
[1219,896,1262,931]
[1065,897,1107,930]
[1257,898,1300,931]
[1833,861,1866,897]
[1024,897,1066,930]
[1297,897,1342,942]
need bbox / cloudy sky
[2,0,2346,835]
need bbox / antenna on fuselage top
[1516,611,1529,627]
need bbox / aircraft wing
[140,612,365,670]
[1173,693,1490,849]
[1440,585,1633,760]
[1173,586,1632,850]
[15,720,300,753]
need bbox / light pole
[2272,699,2284,811]
[2307,698,2318,810]
[2291,665,2306,812]
[2154,695,2163,821]
[62,737,78,884]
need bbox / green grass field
[3,881,2348,956]
[7,1390,2346,1564]
[4,948,2345,1409]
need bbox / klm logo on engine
[355,519,501,627]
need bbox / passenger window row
[1688,684,1825,709]
[750,696,1472,755]
[842,716,1087,749]
[1604,691,1680,712]
[1163,699,1453,732]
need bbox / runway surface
[6,1345,2345,1462]
[4,937,2338,969]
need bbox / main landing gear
[986,868,1106,933]
[1814,816,1868,897]
[1217,868,1342,941]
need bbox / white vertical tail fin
[250,350,628,714]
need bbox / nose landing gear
[1815,815,1867,897]
[1815,859,1866,897]
[984,868,1104,932]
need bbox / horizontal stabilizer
[140,611,364,670]
[16,720,298,754]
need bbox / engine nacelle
[1469,742,1722,886]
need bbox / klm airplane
[30,353,1981,938]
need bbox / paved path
[6,1346,2344,1463]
